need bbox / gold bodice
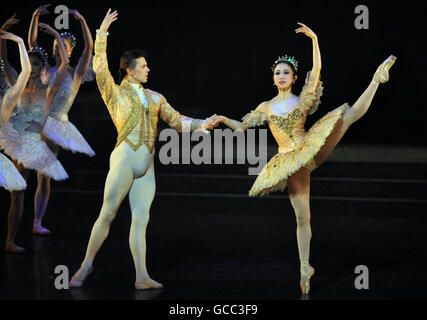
[269,109,307,153]
[242,72,324,154]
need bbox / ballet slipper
[300,261,315,294]
[33,224,51,236]
[4,242,26,254]
[69,266,93,288]
[135,278,163,290]
[373,55,396,84]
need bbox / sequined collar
[269,107,304,129]
[120,79,143,91]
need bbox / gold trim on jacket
[93,33,205,153]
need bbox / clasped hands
[203,114,227,130]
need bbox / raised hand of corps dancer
[37,22,70,104]
[295,22,317,40]
[34,3,51,16]
[0,31,30,118]
[0,30,30,124]
[99,8,118,33]
[69,9,84,21]
[38,22,60,39]
[0,30,24,43]
[0,13,19,32]
[0,15,25,90]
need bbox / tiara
[272,55,299,72]
[60,32,76,48]
[28,45,48,63]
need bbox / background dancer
[0,13,69,253]
[28,4,96,235]
[0,25,30,192]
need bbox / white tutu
[0,122,68,181]
[43,116,95,157]
[0,152,27,191]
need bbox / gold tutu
[249,103,350,197]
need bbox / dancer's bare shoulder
[254,101,269,113]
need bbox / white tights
[79,142,156,282]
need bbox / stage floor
[1,144,426,300]
[1,209,426,300]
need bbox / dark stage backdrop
[1,0,426,147]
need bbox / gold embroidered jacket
[93,33,205,152]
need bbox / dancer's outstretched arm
[93,9,118,119]
[28,4,50,49]
[221,116,247,131]
[71,9,93,82]
[158,95,222,131]
[0,31,30,124]
[37,23,69,106]
[295,22,321,93]
[221,101,269,131]
[0,14,20,86]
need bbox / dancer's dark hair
[119,49,147,81]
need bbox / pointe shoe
[300,261,315,295]
[69,266,93,288]
[33,225,51,236]
[135,278,163,290]
[373,55,397,84]
[4,242,26,254]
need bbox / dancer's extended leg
[314,55,396,167]
[69,146,134,287]
[82,165,134,268]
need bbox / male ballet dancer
[70,9,222,289]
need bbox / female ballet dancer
[0,18,69,253]
[28,4,95,235]
[220,23,396,294]
[69,9,222,290]
[0,27,30,192]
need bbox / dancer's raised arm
[0,14,20,86]
[37,22,69,106]
[93,9,118,117]
[28,4,50,49]
[70,9,93,81]
[295,22,321,93]
[0,31,30,124]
